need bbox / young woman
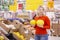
[34,6,50,40]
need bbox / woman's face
[37,7,44,16]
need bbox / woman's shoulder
[42,16,49,20]
[43,16,49,18]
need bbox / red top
[34,16,50,35]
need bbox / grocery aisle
[0,0,60,40]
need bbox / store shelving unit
[17,0,26,12]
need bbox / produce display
[13,32,26,40]
[0,36,4,40]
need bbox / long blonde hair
[36,6,45,16]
